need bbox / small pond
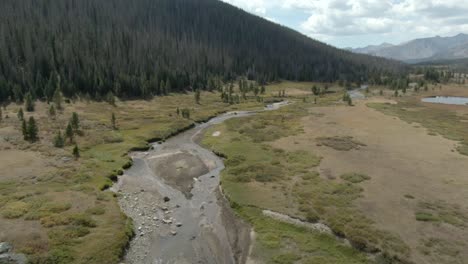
[422,96,468,105]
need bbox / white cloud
[221,0,468,47]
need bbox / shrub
[40,214,71,227]
[340,173,371,184]
[69,213,97,227]
[1,201,30,219]
[415,212,439,222]
[86,206,105,215]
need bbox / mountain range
[349,33,468,63]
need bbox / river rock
[162,219,172,224]
[163,196,170,202]
[0,253,27,264]
[0,242,12,254]
[176,222,182,227]
[170,230,177,236]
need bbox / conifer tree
[54,130,65,148]
[22,119,28,140]
[25,92,35,112]
[71,112,80,132]
[73,145,80,159]
[165,80,171,94]
[27,117,38,142]
[53,88,63,110]
[195,89,201,104]
[111,113,117,130]
[66,123,74,143]
[18,108,24,121]
[49,105,56,119]
[107,91,116,106]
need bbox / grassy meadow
[0,91,262,263]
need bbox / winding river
[113,102,288,264]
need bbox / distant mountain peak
[349,33,468,63]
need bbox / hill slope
[350,33,468,63]
[0,0,403,101]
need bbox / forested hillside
[0,0,404,102]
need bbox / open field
[0,92,262,263]
[2,80,468,264]
[202,82,468,264]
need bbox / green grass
[415,212,439,222]
[238,207,370,264]
[415,200,468,228]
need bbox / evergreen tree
[22,119,28,140]
[195,89,201,104]
[53,88,63,110]
[311,86,320,96]
[111,113,117,130]
[49,105,56,119]
[25,92,35,112]
[261,86,266,94]
[160,80,166,95]
[17,108,24,121]
[27,117,39,142]
[71,113,80,132]
[65,123,74,143]
[73,145,80,159]
[107,91,116,106]
[165,80,171,94]
[53,130,65,148]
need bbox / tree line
[0,0,406,103]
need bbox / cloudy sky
[221,0,468,48]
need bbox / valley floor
[1,82,468,264]
[203,83,468,264]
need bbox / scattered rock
[162,219,172,224]
[176,222,182,227]
[163,196,170,202]
[0,242,12,254]
[210,175,215,178]
[162,206,169,211]
[170,230,177,236]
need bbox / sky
[221,0,468,48]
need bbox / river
[112,101,288,264]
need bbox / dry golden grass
[0,91,263,263]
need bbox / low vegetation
[368,98,468,156]
[0,91,262,263]
[341,173,371,184]
[317,136,367,151]
[203,93,409,263]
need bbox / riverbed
[112,102,288,264]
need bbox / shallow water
[422,96,468,105]
[115,101,289,264]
